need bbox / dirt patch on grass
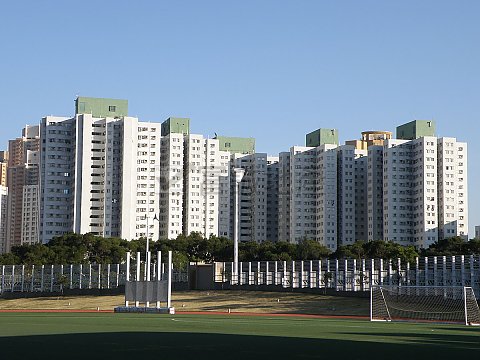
[0,290,369,316]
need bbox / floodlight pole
[370,285,373,321]
[167,251,172,309]
[145,214,150,280]
[144,213,150,307]
[135,252,140,307]
[156,250,162,309]
[145,125,152,284]
[125,252,131,307]
[233,168,245,285]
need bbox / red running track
[0,309,368,320]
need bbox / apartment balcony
[90,209,104,217]
[91,144,105,151]
[90,158,105,167]
[90,183,104,191]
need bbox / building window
[109,105,116,112]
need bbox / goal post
[371,285,480,326]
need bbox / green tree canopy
[0,234,477,267]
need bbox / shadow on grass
[0,331,478,360]
[341,331,480,350]
[173,290,369,316]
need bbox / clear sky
[1,1,479,235]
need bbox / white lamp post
[233,168,245,284]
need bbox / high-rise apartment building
[278,151,291,242]
[367,145,385,241]
[0,185,7,253]
[183,134,230,237]
[39,116,75,243]
[283,146,316,243]
[336,146,354,246]
[266,156,280,242]
[337,145,368,246]
[118,118,162,241]
[6,125,40,251]
[159,122,231,239]
[276,121,468,249]
[278,143,364,249]
[380,132,467,247]
[382,138,439,247]
[353,150,368,241]
[40,99,162,243]
[313,144,339,249]
[230,153,278,243]
[159,132,185,239]
[2,96,469,252]
[41,101,247,243]
[278,144,339,246]
[345,130,391,242]
[437,137,468,240]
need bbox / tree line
[0,233,479,268]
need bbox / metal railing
[214,255,480,297]
[0,263,188,294]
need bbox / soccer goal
[370,285,480,326]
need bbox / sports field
[0,290,370,315]
[0,312,478,359]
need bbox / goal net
[370,286,480,326]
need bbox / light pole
[145,123,152,284]
[145,213,161,282]
[145,214,150,282]
[152,213,161,276]
[233,168,245,284]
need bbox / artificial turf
[0,312,478,359]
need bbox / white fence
[0,263,188,294]
[2,255,478,296]
[214,255,480,297]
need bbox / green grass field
[0,312,478,359]
[0,290,369,315]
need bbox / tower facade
[6,125,40,251]
[40,114,162,243]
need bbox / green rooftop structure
[215,136,255,154]
[75,97,128,118]
[396,120,435,140]
[161,117,190,136]
[305,128,339,147]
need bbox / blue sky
[1,1,479,235]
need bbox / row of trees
[0,233,478,267]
